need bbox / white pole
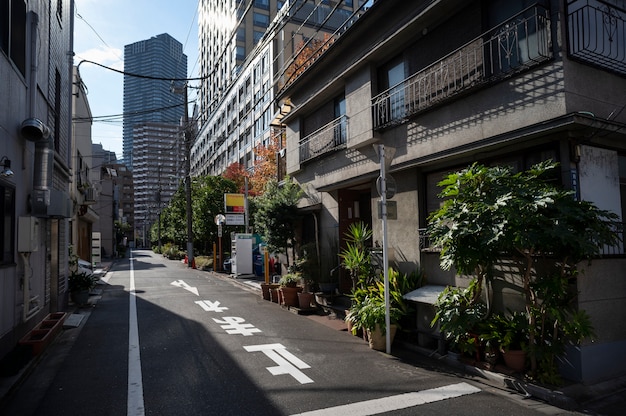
[379,144,391,354]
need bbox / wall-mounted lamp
[0,156,14,177]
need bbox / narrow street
[1,250,580,415]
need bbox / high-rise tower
[122,33,188,169]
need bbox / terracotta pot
[280,286,302,307]
[502,349,526,372]
[367,324,397,351]
[261,283,279,301]
[269,288,280,303]
[297,292,314,309]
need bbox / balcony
[567,0,626,76]
[418,222,625,257]
[299,116,348,163]
[372,4,552,130]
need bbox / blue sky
[74,0,200,160]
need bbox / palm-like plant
[340,221,373,292]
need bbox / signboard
[225,193,245,213]
[226,214,245,225]
[376,174,397,199]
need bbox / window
[236,27,245,42]
[1,184,15,265]
[254,0,269,10]
[334,94,347,145]
[253,30,264,44]
[1,0,27,76]
[253,12,270,27]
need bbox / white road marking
[290,382,481,416]
[244,343,313,384]
[195,299,229,312]
[127,253,145,416]
[213,317,262,336]
[171,279,199,296]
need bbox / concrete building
[193,0,367,177]
[133,122,185,247]
[92,144,118,260]
[0,1,74,358]
[70,67,98,264]
[277,0,626,383]
[122,33,187,169]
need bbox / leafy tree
[152,175,238,254]
[250,133,280,196]
[284,33,333,88]
[223,162,250,193]
[253,176,303,266]
[428,160,619,381]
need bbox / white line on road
[290,382,481,416]
[127,252,145,416]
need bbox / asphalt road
[1,250,579,416]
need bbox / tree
[428,160,619,382]
[153,175,238,254]
[250,132,280,196]
[252,176,303,266]
[223,162,250,193]
[284,33,333,88]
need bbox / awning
[402,285,447,305]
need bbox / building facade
[133,122,185,247]
[193,0,368,177]
[278,0,626,383]
[70,67,98,264]
[0,0,74,358]
[122,33,187,169]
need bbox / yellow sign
[224,193,245,213]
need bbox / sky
[73,0,200,160]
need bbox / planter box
[19,312,67,356]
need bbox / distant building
[122,33,187,169]
[193,0,366,176]
[122,33,188,245]
[92,144,118,260]
[133,122,184,247]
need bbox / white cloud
[75,46,124,71]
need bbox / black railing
[299,116,347,163]
[418,222,625,257]
[372,5,552,129]
[567,0,626,76]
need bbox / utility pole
[183,83,194,267]
[172,81,194,267]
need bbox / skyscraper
[122,33,188,244]
[122,33,188,169]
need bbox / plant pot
[71,290,90,306]
[269,288,280,303]
[261,283,279,301]
[502,349,526,372]
[280,286,302,307]
[297,292,315,309]
[366,324,397,351]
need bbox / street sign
[215,214,226,225]
[226,214,245,225]
[376,174,397,199]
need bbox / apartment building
[0,0,74,358]
[193,0,367,177]
[277,0,626,383]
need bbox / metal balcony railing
[567,0,626,76]
[299,116,347,163]
[373,4,552,130]
[418,222,625,257]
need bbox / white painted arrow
[170,280,199,296]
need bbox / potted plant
[348,296,402,351]
[495,311,528,372]
[69,270,96,306]
[278,273,302,307]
